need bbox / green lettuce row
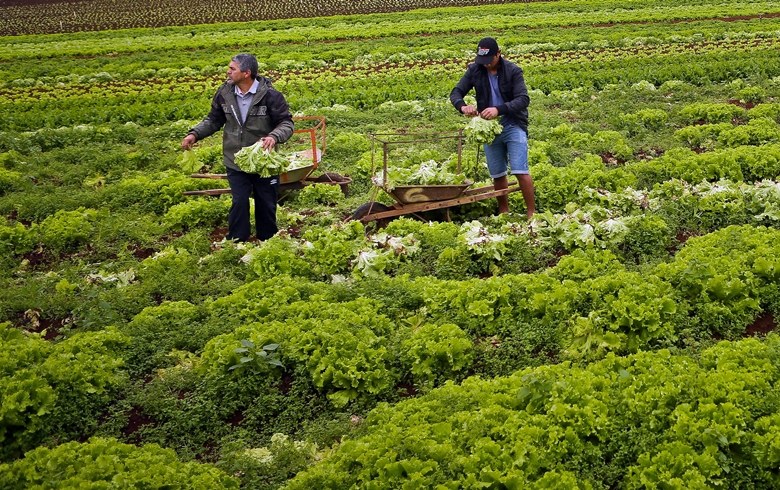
[530,142,780,212]
[418,224,780,352]
[142,225,778,413]
[0,437,238,489]
[0,324,128,461]
[235,172,780,283]
[2,0,771,42]
[3,47,779,131]
[287,335,780,489]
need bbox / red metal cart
[183,115,351,197]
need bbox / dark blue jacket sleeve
[450,67,475,112]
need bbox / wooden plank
[182,189,232,196]
[190,173,227,179]
[361,186,519,222]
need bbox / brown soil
[745,313,776,337]
[667,230,699,255]
[279,372,294,394]
[34,316,69,340]
[122,406,155,440]
[21,247,48,267]
[227,409,245,426]
[396,382,418,398]
[209,226,229,243]
[675,231,697,246]
[128,245,156,260]
[286,225,303,238]
[636,148,665,161]
[728,99,757,110]
[600,152,623,166]
[13,310,70,340]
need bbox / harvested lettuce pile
[373,159,469,190]
[464,116,503,145]
[234,141,291,176]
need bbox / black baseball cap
[475,37,499,64]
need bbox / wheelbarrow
[351,130,518,223]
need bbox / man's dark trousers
[226,167,278,241]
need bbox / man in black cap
[450,37,536,216]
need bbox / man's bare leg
[493,175,510,214]
[515,173,536,217]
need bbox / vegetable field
[2,0,780,487]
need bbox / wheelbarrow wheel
[350,201,394,228]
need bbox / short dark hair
[231,53,258,79]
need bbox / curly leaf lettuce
[178,150,201,173]
[234,141,290,176]
[465,116,503,145]
[374,159,469,190]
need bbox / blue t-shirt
[488,74,504,107]
[488,73,506,124]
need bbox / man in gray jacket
[182,53,294,241]
[451,37,535,217]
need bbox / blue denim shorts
[483,123,529,178]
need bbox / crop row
[6,23,777,89]
[289,334,780,488]
[5,332,777,488]
[0,0,540,36]
[1,45,778,134]
[4,130,779,332]
[3,17,777,83]
[2,1,779,486]
[2,220,779,481]
[2,0,775,37]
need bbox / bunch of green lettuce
[234,141,290,176]
[373,159,468,190]
[178,150,201,173]
[465,116,503,145]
